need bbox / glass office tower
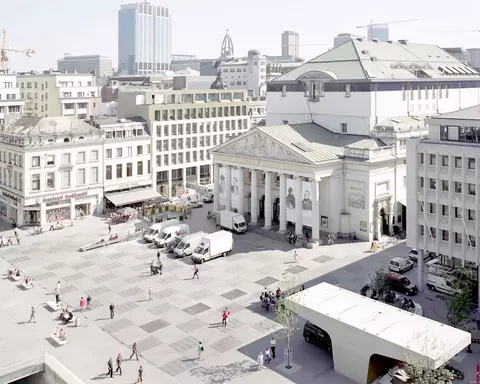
[118,2,171,75]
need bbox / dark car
[303,321,332,354]
[203,193,214,203]
[166,236,182,253]
[384,272,418,296]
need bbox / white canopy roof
[106,189,160,207]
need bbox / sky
[3,0,480,72]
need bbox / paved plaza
[0,207,477,383]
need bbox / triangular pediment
[214,130,313,165]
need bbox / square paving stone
[10,255,31,264]
[71,261,94,270]
[163,264,182,272]
[101,262,124,270]
[125,276,145,284]
[106,252,128,260]
[157,275,178,285]
[81,253,102,261]
[86,285,110,296]
[130,264,147,272]
[223,276,249,287]
[137,336,162,352]
[160,357,198,377]
[63,272,87,282]
[252,319,277,333]
[183,302,211,316]
[287,265,308,274]
[44,262,67,270]
[215,318,244,333]
[92,273,117,283]
[313,255,334,263]
[60,285,78,295]
[140,318,170,333]
[115,301,139,315]
[221,289,247,300]
[177,318,206,334]
[189,289,214,300]
[134,253,153,261]
[153,288,178,300]
[169,336,198,353]
[102,318,134,334]
[148,302,176,316]
[210,336,242,353]
[118,287,144,297]
[254,276,279,287]
[32,271,56,281]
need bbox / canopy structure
[106,189,161,207]
[287,283,470,383]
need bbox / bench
[9,275,22,282]
[79,239,120,252]
[46,301,62,311]
[50,334,68,346]
[21,282,33,290]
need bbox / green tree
[446,266,475,329]
[369,267,390,294]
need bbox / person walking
[86,295,92,310]
[192,265,199,279]
[56,281,61,291]
[109,303,115,319]
[197,341,204,360]
[79,297,86,311]
[55,288,60,304]
[108,224,112,235]
[29,306,36,323]
[148,286,153,300]
[137,365,143,382]
[130,342,139,360]
[156,250,160,263]
[257,351,264,370]
[115,353,123,375]
[221,310,227,327]
[270,337,276,359]
[293,250,298,263]
[16,235,20,245]
[107,357,113,378]
[264,347,271,364]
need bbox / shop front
[0,190,23,225]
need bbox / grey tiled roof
[6,116,98,135]
[433,104,480,120]
[273,39,479,81]
[256,123,386,164]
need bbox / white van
[174,231,207,258]
[155,224,190,248]
[143,219,180,242]
[388,257,414,273]
[427,272,462,295]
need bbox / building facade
[281,31,300,58]
[406,105,480,293]
[368,25,389,41]
[18,71,101,119]
[57,54,113,77]
[333,33,363,48]
[118,2,171,75]
[0,73,24,128]
[116,86,251,197]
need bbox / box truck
[155,223,190,248]
[214,210,247,234]
[174,231,207,258]
[143,219,180,242]
[192,230,234,263]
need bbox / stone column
[278,173,287,233]
[295,177,303,235]
[263,171,272,229]
[213,163,220,212]
[388,198,394,235]
[311,178,321,241]
[237,167,245,216]
[196,165,201,185]
[40,202,46,226]
[70,198,76,220]
[417,249,424,290]
[168,169,173,198]
[225,166,231,211]
[182,167,187,188]
[250,169,258,225]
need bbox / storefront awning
[106,189,161,207]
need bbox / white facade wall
[0,74,23,127]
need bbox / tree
[446,266,475,329]
[369,267,390,294]
[274,270,304,369]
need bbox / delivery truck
[174,231,207,257]
[214,210,247,234]
[154,223,190,248]
[192,230,234,263]
[143,219,180,242]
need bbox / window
[147,160,150,174]
[430,227,437,239]
[126,163,132,177]
[32,156,40,167]
[441,180,448,191]
[429,178,436,190]
[469,236,476,248]
[77,151,86,163]
[454,207,462,219]
[455,156,462,168]
[91,150,99,161]
[62,153,71,165]
[468,157,476,170]
[341,123,347,133]
[455,232,462,244]
[46,172,55,189]
[127,146,132,157]
[442,230,449,241]
[429,202,436,214]
[106,149,112,159]
[91,167,99,183]
[419,225,425,236]
[419,153,424,164]
[116,164,122,178]
[468,209,476,221]
[137,145,143,155]
[31,174,40,191]
[45,155,54,166]
[441,205,449,216]
[77,169,86,185]
[105,165,112,180]
[429,154,436,165]
[345,84,351,97]
[468,183,476,195]
[420,177,424,188]
[61,171,70,188]
[116,148,122,158]
[454,181,462,193]
[441,155,448,166]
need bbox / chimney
[398,39,408,45]
[372,38,379,43]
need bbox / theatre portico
[211,123,407,242]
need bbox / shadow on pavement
[189,359,257,384]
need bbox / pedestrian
[130,342,139,360]
[16,236,20,245]
[197,341,204,360]
[148,286,153,300]
[86,295,92,310]
[257,351,264,370]
[157,250,160,263]
[29,306,36,323]
[56,281,61,292]
[109,303,115,319]
[331,233,336,245]
[108,224,111,235]
[55,288,60,304]
[115,353,123,375]
[107,357,113,378]
[192,265,199,279]
[270,337,276,359]
[137,365,143,382]
[264,347,271,364]
[221,310,227,327]
[293,250,298,263]
[79,297,86,311]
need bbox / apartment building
[406,104,480,294]
[18,70,101,119]
[0,73,24,128]
[117,86,251,197]
[57,54,114,77]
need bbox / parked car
[186,201,203,208]
[389,257,414,273]
[303,321,332,354]
[202,193,214,203]
[384,272,418,296]
[165,236,182,253]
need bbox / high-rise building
[118,2,171,75]
[57,55,113,77]
[281,31,300,58]
[367,24,389,41]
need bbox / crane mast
[0,29,36,72]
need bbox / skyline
[2,0,480,72]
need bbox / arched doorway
[259,195,265,219]
[273,197,280,222]
[380,208,389,236]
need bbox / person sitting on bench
[15,269,20,277]
[58,329,67,341]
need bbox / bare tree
[274,270,304,369]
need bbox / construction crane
[356,18,419,40]
[1,29,36,72]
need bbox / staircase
[247,225,287,243]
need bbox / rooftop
[5,116,99,136]
[94,116,147,126]
[273,39,479,81]
[375,116,428,132]
[431,104,480,120]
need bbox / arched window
[78,136,84,140]
[64,138,70,143]
[48,139,54,144]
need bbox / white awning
[106,189,161,207]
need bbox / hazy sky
[3,0,480,71]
